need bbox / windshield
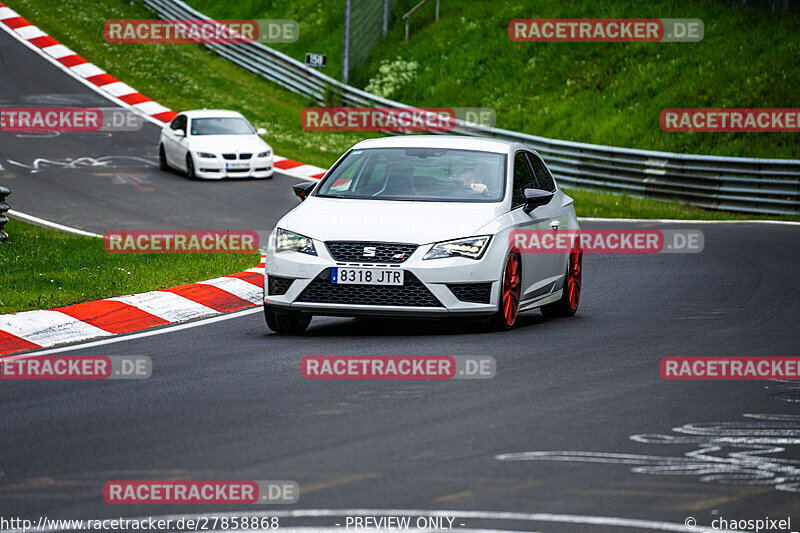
[190,117,254,136]
[316,147,506,202]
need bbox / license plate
[331,268,403,285]
[226,162,249,169]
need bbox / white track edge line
[7,210,102,237]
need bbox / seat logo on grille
[362,246,377,257]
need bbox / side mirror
[256,128,267,136]
[523,188,553,214]
[293,181,316,201]
[173,129,185,137]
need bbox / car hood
[187,135,269,153]
[281,196,505,244]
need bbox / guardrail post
[0,186,10,242]
[436,0,440,21]
[382,0,389,38]
[342,0,351,84]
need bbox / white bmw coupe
[264,136,582,334]
[159,109,273,179]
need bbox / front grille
[239,153,252,160]
[447,283,492,304]
[325,242,418,264]
[222,153,236,160]
[297,269,442,307]
[227,168,249,173]
[268,275,294,296]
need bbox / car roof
[352,135,516,154]
[180,109,245,119]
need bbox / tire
[264,306,311,335]
[186,154,197,180]
[159,145,168,171]
[489,253,522,331]
[541,248,582,318]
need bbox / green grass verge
[0,219,259,314]
[6,0,798,222]
[190,0,800,160]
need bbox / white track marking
[0,310,111,346]
[19,307,262,356]
[69,62,105,78]
[496,413,800,493]
[0,6,20,18]
[7,210,101,237]
[41,44,76,59]
[197,276,263,304]
[106,291,219,323]
[0,509,748,533]
[13,25,45,39]
[101,81,137,97]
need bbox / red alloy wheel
[566,249,582,311]
[502,254,521,326]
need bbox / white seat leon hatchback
[264,135,582,334]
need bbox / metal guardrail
[0,186,10,242]
[141,0,800,215]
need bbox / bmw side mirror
[173,129,185,137]
[293,181,316,201]
[523,188,554,214]
[257,128,267,136]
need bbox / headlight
[276,228,317,256]
[423,235,492,260]
[197,152,216,159]
[257,150,271,158]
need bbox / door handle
[550,220,560,230]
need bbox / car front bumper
[194,156,273,179]
[263,238,506,318]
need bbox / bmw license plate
[331,268,403,286]
[226,162,249,169]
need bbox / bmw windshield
[190,117,254,135]
[316,148,506,202]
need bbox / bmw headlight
[276,228,317,256]
[257,150,271,158]
[197,152,216,159]
[423,235,492,260]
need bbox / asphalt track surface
[2,19,800,533]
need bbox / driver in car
[455,168,489,194]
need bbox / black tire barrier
[0,186,10,242]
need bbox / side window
[170,115,186,132]
[526,152,556,192]
[512,152,537,207]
